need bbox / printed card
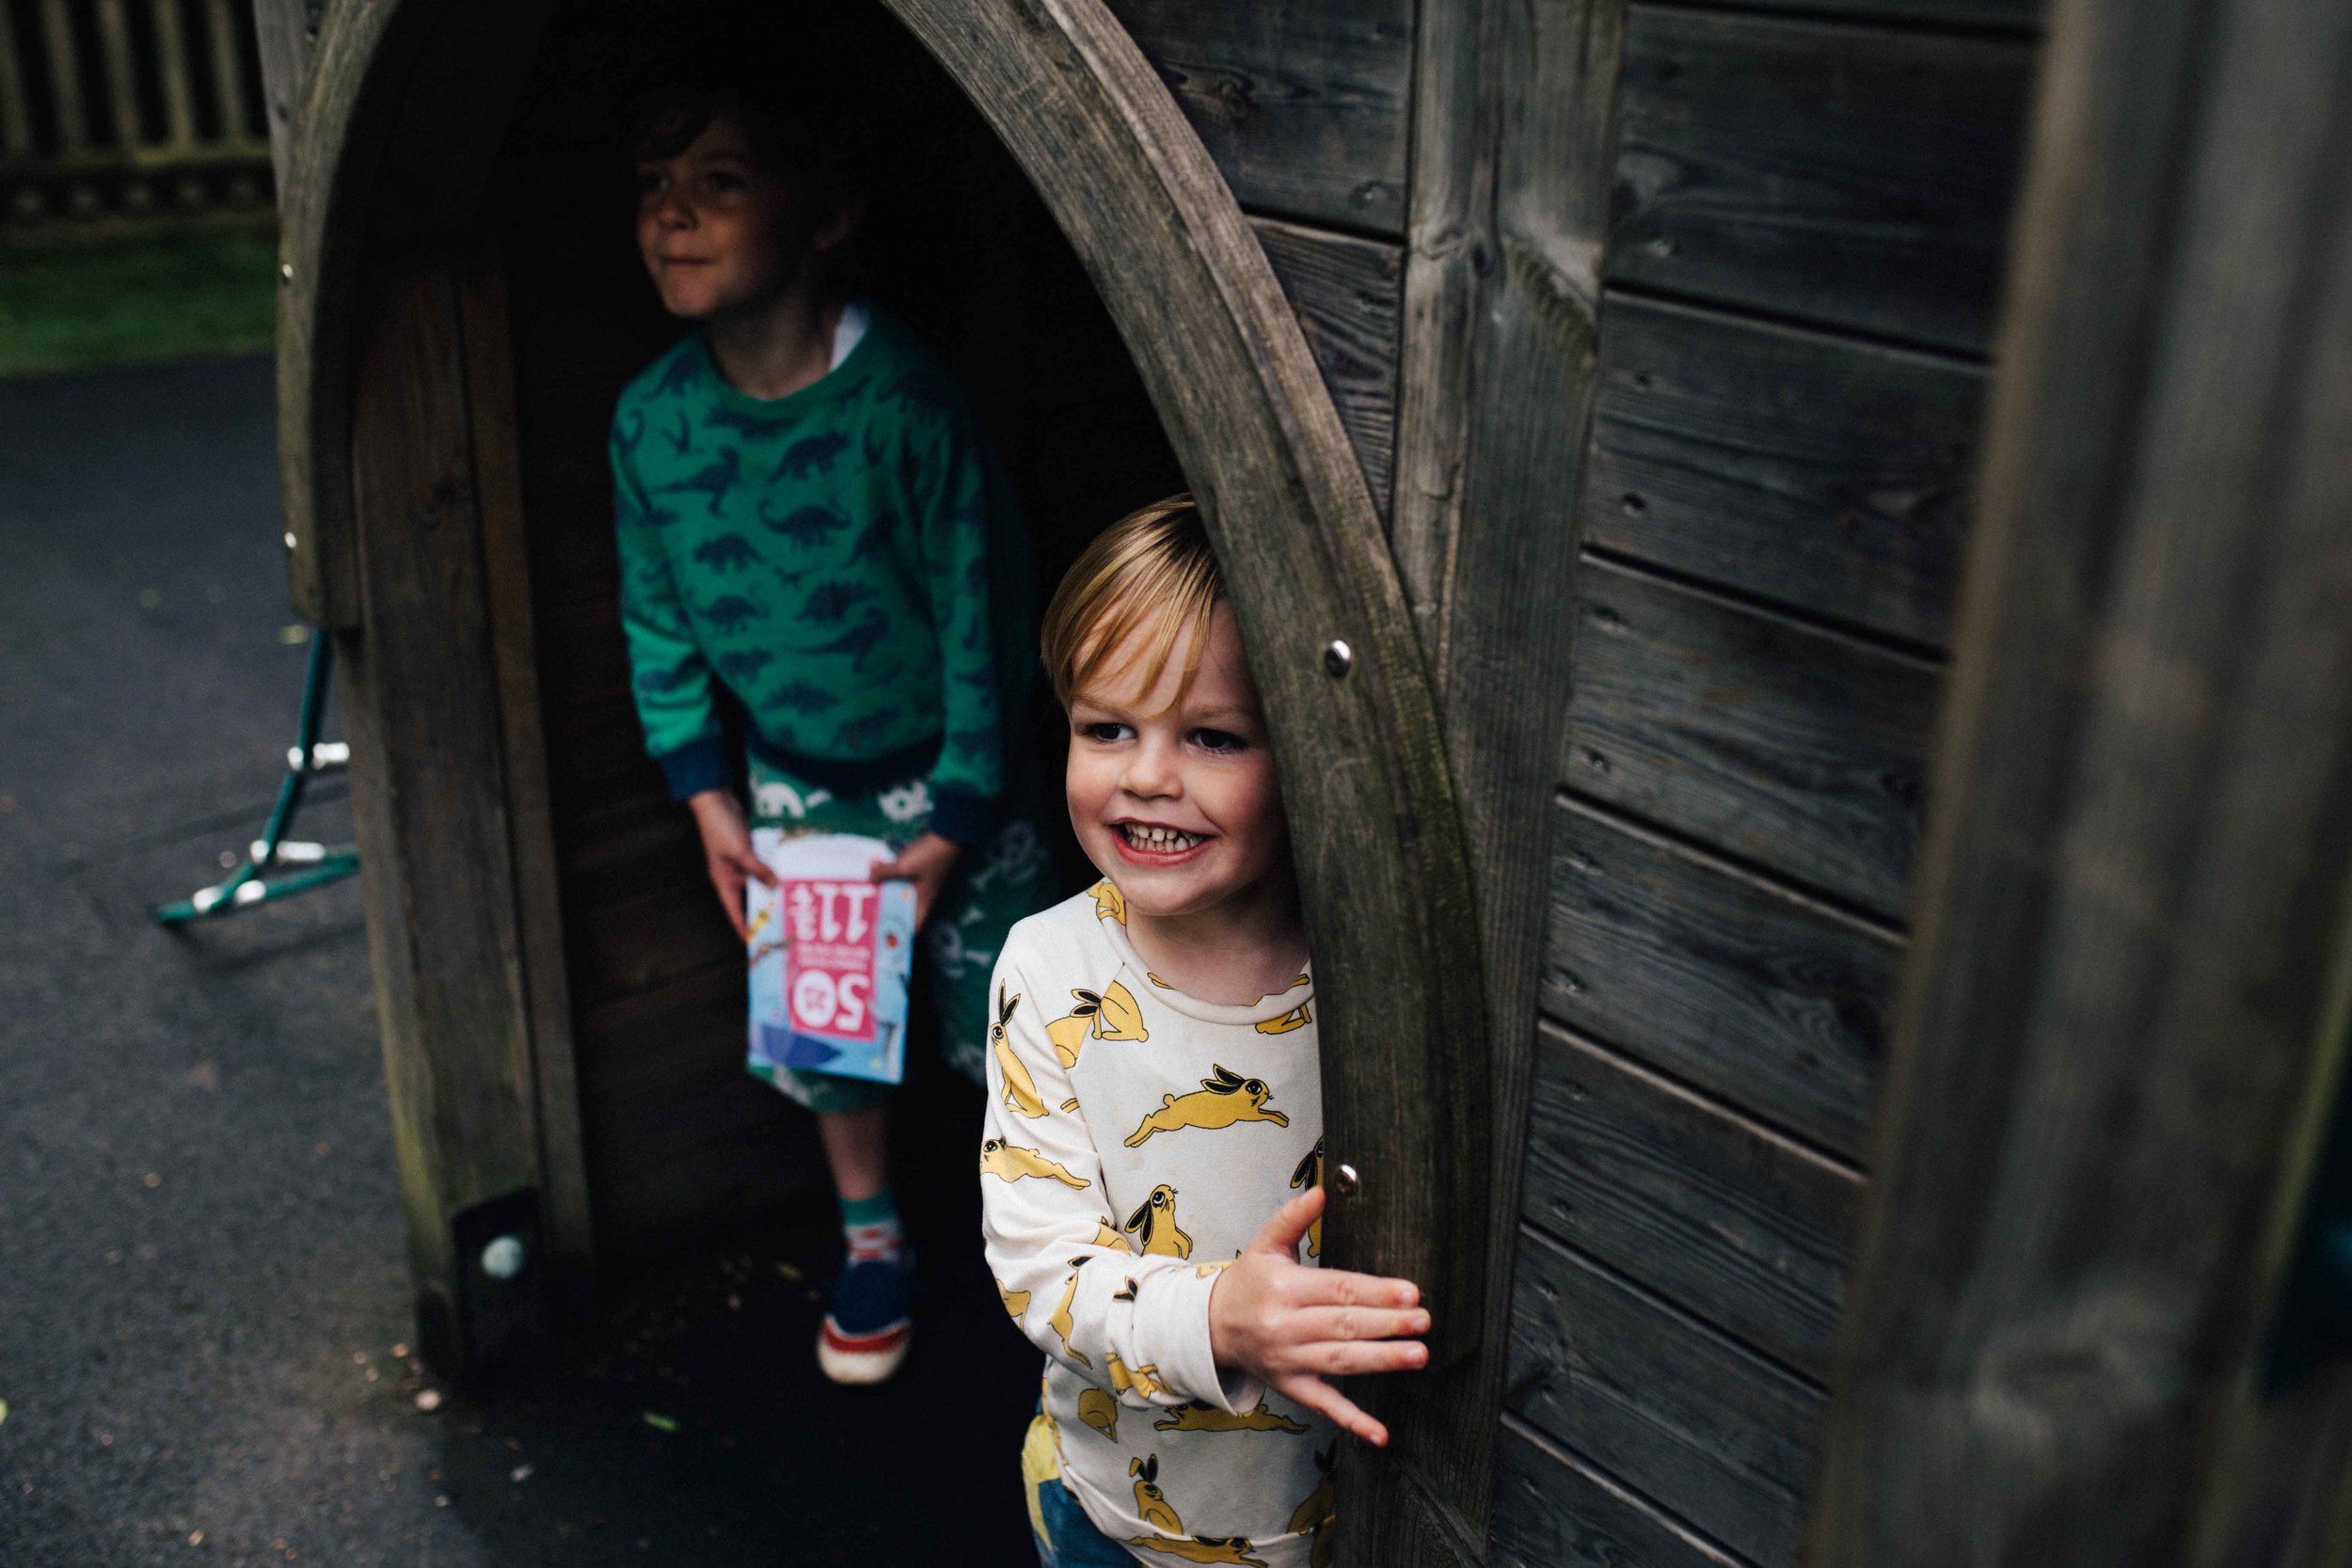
[746,831,915,1085]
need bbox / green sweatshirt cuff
[658,737,733,802]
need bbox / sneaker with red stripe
[817,1256,912,1385]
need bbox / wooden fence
[0,0,276,230]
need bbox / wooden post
[1354,0,1624,1560]
[1807,0,2352,1560]
[251,0,314,179]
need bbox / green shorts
[744,755,1057,1115]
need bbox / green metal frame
[153,632,359,924]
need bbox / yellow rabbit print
[1049,1256,1091,1366]
[1124,1065,1289,1147]
[1123,1537,1265,1565]
[1289,1445,1338,1568]
[1131,1455,1183,1534]
[997,1277,1032,1320]
[980,1137,1090,1188]
[1105,1352,1171,1401]
[1090,879,1127,925]
[1255,1002,1311,1035]
[1124,1183,1193,1258]
[1078,1385,1120,1441]
[1153,1394,1309,1434]
[1045,982,1149,1069]
[1290,1138,1325,1259]
[991,985,1049,1119]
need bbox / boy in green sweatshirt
[615,69,1052,1385]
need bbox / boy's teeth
[1125,824,1201,851]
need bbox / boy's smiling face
[1065,600,1292,932]
[634,111,832,321]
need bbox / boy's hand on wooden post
[1207,1185,1428,1447]
[687,788,773,941]
[869,831,961,927]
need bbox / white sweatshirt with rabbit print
[981,881,1336,1567]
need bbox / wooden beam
[340,243,549,1374]
[250,0,319,182]
[1807,0,2352,1559]
[877,0,1491,1397]
[458,235,596,1316]
[1366,0,1628,1560]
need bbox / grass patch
[0,227,278,380]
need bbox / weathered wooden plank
[460,237,597,1312]
[589,1117,826,1266]
[1507,1226,1820,1564]
[1811,0,2352,1560]
[1609,8,2035,354]
[340,245,544,1373]
[1359,0,1628,1559]
[1584,293,1984,648]
[1490,1418,1742,1568]
[1522,1021,1862,1379]
[1543,798,1899,1159]
[251,0,319,181]
[1100,0,1413,234]
[1249,216,1401,515]
[1566,559,1937,919]
[573,959,743,1093]
[1680,0,2040,24]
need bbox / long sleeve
[612,421,725,800]
[912,409,1010,845]
[979,944,1257,1414]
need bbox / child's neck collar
[1118,894,1310,1009]
[705,281,845,403]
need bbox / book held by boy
[746,831,915,1085]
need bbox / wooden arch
[274,0,1486,1402]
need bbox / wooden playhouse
[256,0,2352,1561]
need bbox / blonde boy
[982,498,1429,1568]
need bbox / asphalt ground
[0,356,1041,1566]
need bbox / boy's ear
[813,196,866,257]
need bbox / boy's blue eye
[1191,728,1246,753]
[1079,721,1132,743]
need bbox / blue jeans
[1024,1409,1136,1567]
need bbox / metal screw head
[278,261,294,284]
[1331,1163,1360,1197]
[1322,640,1353,679]
[283,531,297,551]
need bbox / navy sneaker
[818,1255,913,1385]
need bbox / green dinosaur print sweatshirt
[611,309,1029,844]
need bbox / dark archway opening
[469,0,1183,1559]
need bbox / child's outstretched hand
[687,788,774,941]
[1207,1185,1428,1446]
[869,832,961,928]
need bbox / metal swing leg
[152,633,361,924]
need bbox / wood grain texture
[879,0,1491,1388]
[250,0,316,182]
[1490,1418,1742,1568]
[1372,0,1629,1560]
[1583,293,1984,648]
[1669,0,2039,23]
[1521,1020,1861,1380]
[1508,1226,1821,1565]
[459,237,597,1312]
[1249,215,1402,515]
[1565,558,1937,919]
[1101,0,1414,233]
[1608,8,2035,354]
[1543,798,1899,1160]
[339,245,543,1373]
[276,0,552,628]
[1810,0,2352,1560]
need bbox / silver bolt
[279,261,294,283]
[283,532,297,550]
[1332,1163,1360,1196]
[1322,640,1353,679]
[480,1234,526,1280]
